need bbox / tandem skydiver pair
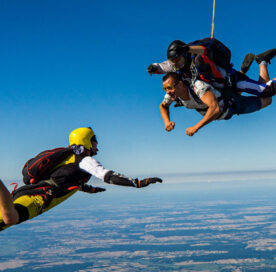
[148,37,276,136]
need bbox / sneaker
[255,48,276,64]
[240,53,255,73]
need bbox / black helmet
[167,40,187,60]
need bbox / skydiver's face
[163,77,184,101]
[170,56,186,69]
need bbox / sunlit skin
[162,77,189,101]
[161,77,189,132]
[0,181,19,225]
[160,76,222,136]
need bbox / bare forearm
[193,105,220,131]
[189,45,205,55]
[160,104,175,132]
[160,104,171,124]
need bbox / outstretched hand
[147,64,158,75]
[135,177,162,188]
[90,186,106,193]
[186,126,198,136]
[165,121,175,132]
[81,184,106,194]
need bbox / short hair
[162,72,182,83]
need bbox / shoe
[240,53,255,73]
[255,48,276,64]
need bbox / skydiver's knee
[261,97,272,108]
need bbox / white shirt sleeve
[193,80,213,98]
[163,94,173,105]
[79,156,110,181]
[156,60,175,73]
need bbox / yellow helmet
[69,127,97,150]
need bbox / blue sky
[0,0,276,181]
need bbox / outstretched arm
[147,60,175,75]
[186,90,221,136]
[188,45,205,55]
[104,171,162,188]
[80,184,106,194]
[160,102,175,132]
[79,157,162,188]
[147,46,206,75]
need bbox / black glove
[135,177,162,188]
[80,184,106,194]
[90,187,106,193]
[147,64,158,75]
[104,171,162,188]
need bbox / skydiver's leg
[258,63,270,83]
[235,77,276,96]
[255,49,276,65]
[256,49,276,82]
[240,53,255,74]
[260,96,272,109]
[236,58,276,97]
[240,48,276,80]
[0,182,78,231]
[0,180,19,225]
[230,94,270,118]
[258,80,276,97]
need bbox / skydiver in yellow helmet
[0,127,162,231]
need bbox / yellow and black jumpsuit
[0,153,91,231]
[0,150,154,231]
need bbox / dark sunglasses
[163,81,179,91]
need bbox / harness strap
[10,183,18,195]
[185,83,209,114]
[191,57,228,85]
[201,49,224,80]
[187,82,231,118]
[67,186,80,191]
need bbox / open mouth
[170,93,177,100]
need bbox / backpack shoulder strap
[185,82,204,105]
